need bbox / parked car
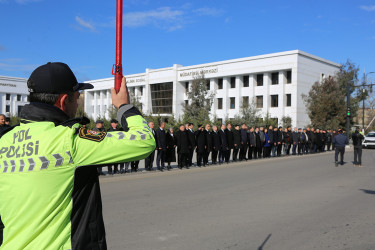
[362,131,375,148]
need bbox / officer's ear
[55,94,69,111]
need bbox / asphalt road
[100,149,375,250]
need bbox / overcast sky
[0,0,374,83]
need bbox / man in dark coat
[166,127,176,170]
[225,123,234,163]
[267,125,274,156]
[239,124,248,161]
[315,129,323,153]
[187,123,196,167]
[195,125,207,167]
[145,121,157,171]
[233,125,241,162]
[204,124,212,166]
[254,127,262,158]
[211,125,220,164]
[248,127,256,160]
[156,122,167,171]
[272,127,279,157]
[219,124,228,164]
[277,126,283,156]
[175,124,190,169]
[292,127,299,155]
[306,127,313,154]
[332,129,349,166]
[326,130,333,151]
[352,127,364,166]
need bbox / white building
[0,76,28,116]
[84,50,340,128]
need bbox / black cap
[28,62,94,94]
[110,119,118,123]
[96,120,104,124]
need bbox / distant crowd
[91,117,348,174]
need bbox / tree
[182,73,214,125]
[227,99,261,126]
[281,116,292,128]
[303,60,360,129]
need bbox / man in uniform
[332,129,349,166]
[0,62,155,249]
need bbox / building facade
[84,50,340,128]
[0,76,28,116]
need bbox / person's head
[255,127,259,132]
[205,124,211,131]
[235,125,240,130]
[298,128,301,132]
[179,124,185,131]
[221,124,226,130]
[287,126,291,131]
[169,127,174,133]
[273,127,277,131]
[284,128,288,132]
[5,117,10,125]
[27,62,93,118]
[307,127,310,131]
[96,120,104,129]
[227,123,232,130]
[264,128,268,133]
[185,123,189,129]
[311,128,315,132]
[148,121,154,129]
[110,119,118,129]
[269,125,273,130]
[241,123,246,129]
[250,127,254,132]
[0,114,5,126]
[279,126,282,131]
[294,127,297,132]
[160,122,165,129]
[189,123,194,130]
[260,126,264,131]
[198,124,203,131]
[213,125,218,132]
[303,128,307,132]
[338,129,343,134]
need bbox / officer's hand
[111,77,129,109]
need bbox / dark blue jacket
[332,134,349,148]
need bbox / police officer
[0,62,155,249]
[352,127,364,167]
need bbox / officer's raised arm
[71,77,156,167]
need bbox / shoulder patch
[78,128,107,142]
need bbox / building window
[150,82,173,114]
[286,70,292,84]
[242,96,249,107]
[18,105,23,114]
[256,74,263,86]
[6,105,10,113]
[206,80,210,90]
[185,100,189,107]
[243,75,249,87]
[6,94,10,101]
[286,94,291,107]
[217,98,223,109]
[271,72,279,85]
[230,77,236,88]
[17,95,21,101]
[256,96,263,108]
[218,78,223,89]
[271,95,278,107]
[140,87,143,96]
[230,97,235,109]
[185,82,189,93]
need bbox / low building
[0,76,28,116]
[83,50,340,127]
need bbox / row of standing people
[144,122,342,171]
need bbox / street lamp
[362,72,375,133]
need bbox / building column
[263,73,271,115]
[106,89,111,119]
[279,71,286,120]
[236,76,241,110]
[144,69,151,114]
[210,78,217,120]
[249,74,255,104]
[223,77,229,117]
[99,91,104,116]
[93,91,98,119]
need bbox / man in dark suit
[211,125,220,164]
[232,125,241,162]
[218,124,228,164]
[239,124,248,161]
[277,126,283,156]
[187,123,196,167]
[195,125,207,167]
[248,127,256,160]
[291,127,299,155]
[156,122,167,171]
[225,123,234,163]
[254,127,262,158]
[175,124,190,169]
[204,124,212,166]
[145,121,157,171]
